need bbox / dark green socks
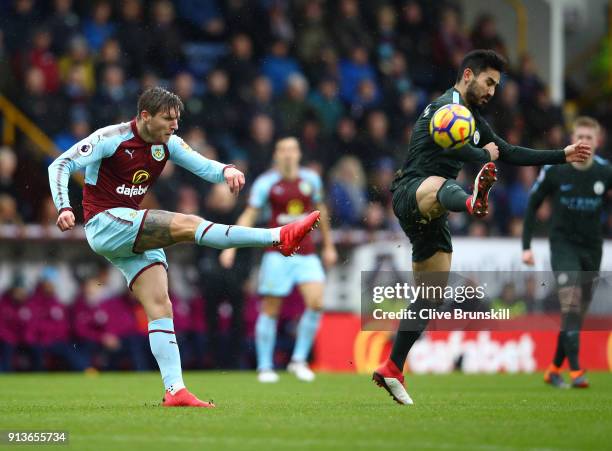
[390,298,431,371]
[437,179,469,212]
[552,331,566,367]
[560,312,583,370]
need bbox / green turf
[0,371,611,450]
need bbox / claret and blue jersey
[249,167,326,297]
[48,119,228,287]
[49,119,227,223]
[249,167,323,256]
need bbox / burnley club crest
[151,145,165,161]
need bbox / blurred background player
[220,137,337,383]
[48,87,320,406]
[522,116,612,389]
[373,49,591,405]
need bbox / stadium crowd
[1,0,612,371]
[1,0,610,235]
[0,264,310,371]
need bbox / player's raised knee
[170,213,203,240]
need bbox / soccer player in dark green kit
[372,50,592,405]
[522,116,611,389]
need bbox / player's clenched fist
[483,142,499,161]
[56,210,76,232]
[564,140,591,163]
[224,166,246,195]
[521,249,535,266]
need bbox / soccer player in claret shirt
[372,50,592,405]
[522,116,612,389]
[219,137,337,383]
[48,87,320,407]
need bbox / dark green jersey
[392,87,567,189]
[522,156,612,249]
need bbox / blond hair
[572,116,601,133]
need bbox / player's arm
[439,142,499,162]
[307,170,337,267]
[479,119,590,165]
[48,134,113,231]
[218,206,260,268]
[439,144,491,163]
[219,173,269,268]
[316,202,338,268]
[521,166,556,265]
[167,136,245,194]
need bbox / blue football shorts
[257,251,325,297]
[84,208,167,289]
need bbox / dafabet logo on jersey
[132,170,150,184]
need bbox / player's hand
[56,210,76,232]
[219,248,237,269]
[484,142,499,161]
[522,249,535,266]
[322,245,338,268]
[224,167,245,195]
[564,140,591,163]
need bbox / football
[429,103,475,149]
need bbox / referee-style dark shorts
[391,177,453,262]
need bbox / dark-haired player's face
[144,108,180,143]
[274,138,301,171]
[465,68,500,107]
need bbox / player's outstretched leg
[465,162,497,217]
[133,265,214,407]
[134,210,320,256]
[275,211,321,256]
[195,211,320,256]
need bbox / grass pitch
[1,371,611,450]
